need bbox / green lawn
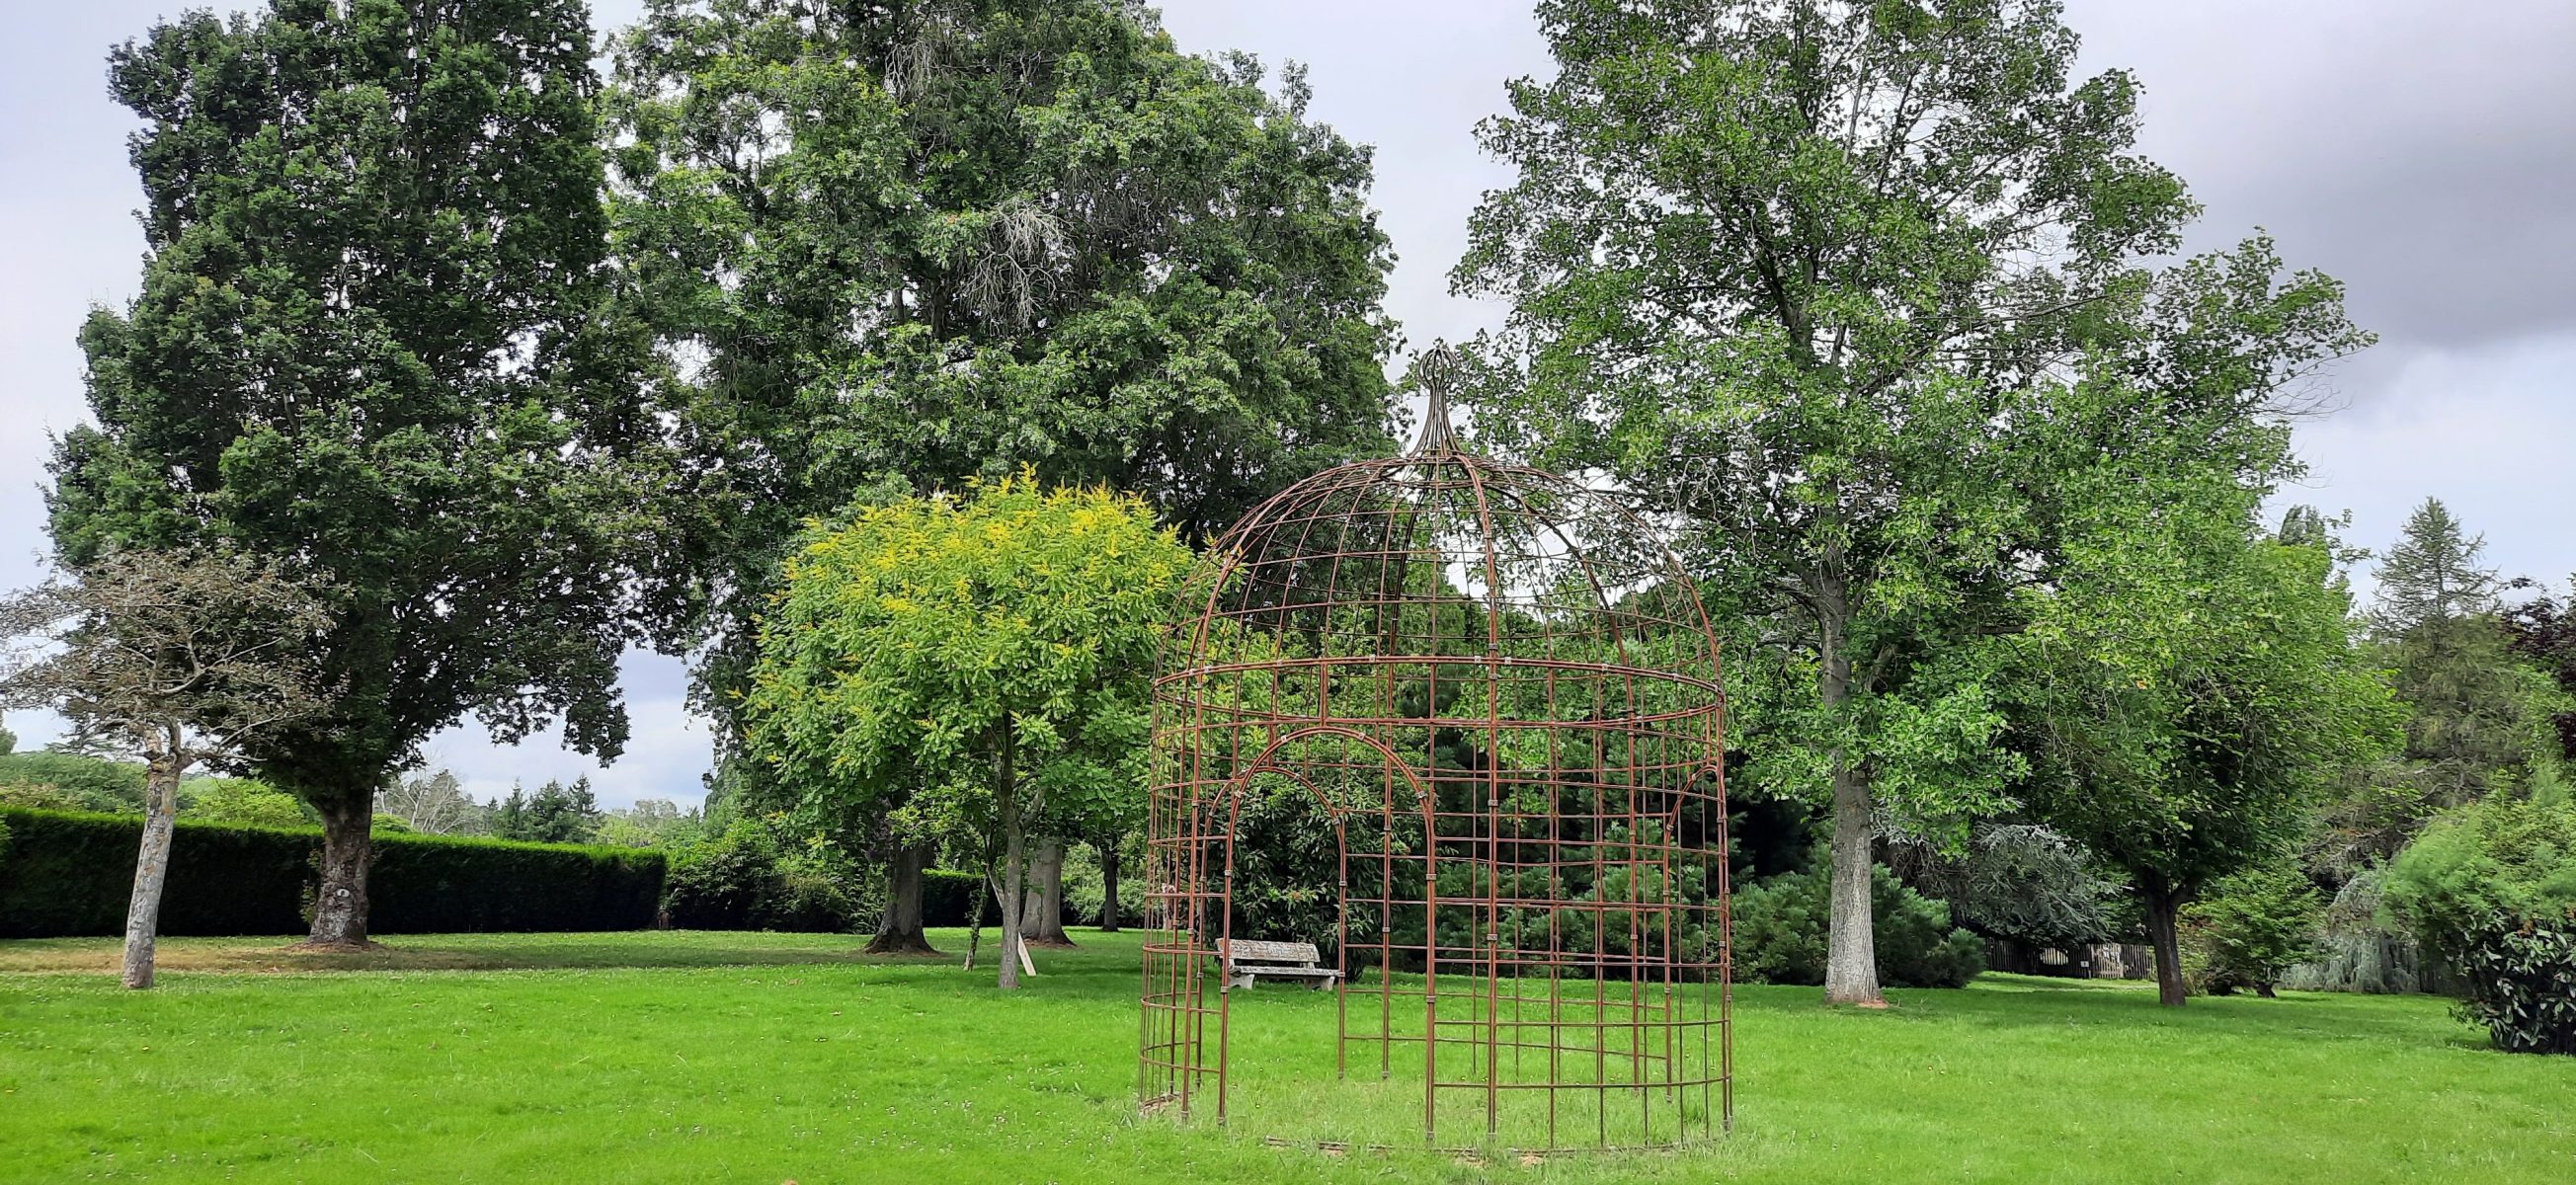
[1,928,2569,1183]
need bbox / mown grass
[2,928,2570,1183]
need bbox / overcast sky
[2,1,2567,808]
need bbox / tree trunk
[1822,764,1884,1005]
[121,740,185,989]
[865,841,939,955]
[303,794,377,949]
[2140,874,2189,1007]
[963,864,991,971]
[1097,839,1122,932]
[1020,836,1075,947]
[1815,579,1886,1007]
[995,717,1025,989]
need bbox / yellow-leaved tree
[744,474,1191,988]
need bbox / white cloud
[427,661,712,811]
[2288,335,2576,596]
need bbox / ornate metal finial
[1409,340,1464,456]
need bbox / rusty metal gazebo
[1138,346,1732,1151]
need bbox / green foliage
[0,723,14,754]
[2011,487,2400,956]
[609,0,1397,774]
[52,0,646,849]
[182,778,312,829]
[2372,499,2501,635]
[1890,824,2121,950]
[2448,912,2576,1056]
[2320,615,2570,872]
[0,751,148,813]
[2384,789,2576,1054]
[922,868,1004,928]
[2315,504,2567,872]
[1731,862,1984,988]
[2382,789,2576,954]
[2184,865,2326,995]
[493,778,605,844]
[0,808,663,937]
[662,819,862,933]
[1453,0,2366,1003]
[592,799,705,850]
[743,476,1191,957]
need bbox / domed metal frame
[1138,350,1732,1151]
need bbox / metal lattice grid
[1139,350,1732,1151]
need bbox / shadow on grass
[0,926,1154,978]
[1748,972,2495,1051]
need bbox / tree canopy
[743,474,1191,987]
[1453,0,2362,1003]
[608,0,1398,793]
[50,0,648,944]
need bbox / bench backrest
[1222,939,1323,966]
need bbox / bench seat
[1220,938,1344,990]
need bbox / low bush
[662,820,862,932]
[2184,864,2326,996]
[181,778,312,829]
[1732,860,1984,988]
[0,808,664,937]
[2384,789,2576,1054]
[0,752,147,813]
[2450,910,2576,1056]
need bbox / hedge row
[924,868,1005,927]
[0,808,665,937]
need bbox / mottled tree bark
[866,841,939,955]
[303,794,376,948]
[1822,765,1885,1006]
[121,740,184,989]
[1020,836,1075,946]
[1816,572,1887,1007]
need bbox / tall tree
[2011,489,2400,1006]
[2314,509,2564,873]
[2373,499,2500,636]
[0,548,333,988]
[607,0,1398,797]
[52,1,647,946]
[741,475,1190,988]
[1457,0,2203,1003]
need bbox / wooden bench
[1220,939,1341,990]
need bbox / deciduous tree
[1457,0,2204,1003]
[742,476,1190,988]
[0,548,333,988]
[607,0,1397,807]
[53,0,649,945]
[2011,492,2400,1005]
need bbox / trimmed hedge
[924,868,1004,927]
[0,808,665,937]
